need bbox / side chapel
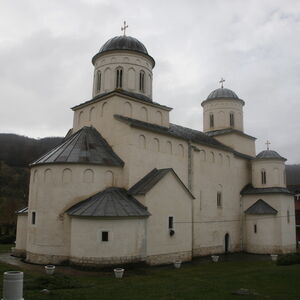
[15,28,296,266]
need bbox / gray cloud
[0,0,299,162]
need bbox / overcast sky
[0,0,300,163]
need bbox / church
[15,29,296,266]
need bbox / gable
[244,199,278,215]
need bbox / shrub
[0,235,15,244]
[277,253,300,266]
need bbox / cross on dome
[265,140,271,150]
[121,21,128,36]
[219,78,225,88]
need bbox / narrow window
[230,112,234,127]
[287,210,290,223]
[168,216,174,229]
[209,114,214,128]
[96,71,101,92]
[32,212,36,225]
[254,224,257,233]
[102,231,109,242]
[139,71,145,92]
[116,68,123,88]
[261,170,266,185]
[217,192,222,207]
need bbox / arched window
[230,112,235,127]
[96,70,101,92]
[139,71,145,92]
[261,169,266,185]
[116,67,123,88]
[209,114,214,128]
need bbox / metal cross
[266,140,271,150]
[219,78,225,88]
[121,21,128,36]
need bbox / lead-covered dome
[92,35,155,66]
[255,150,286,161]
[207,88,239,100]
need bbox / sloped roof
[67,187,150,218]
[114,115,254,160]
[16,207,28,215]
[31,126,124,167]
[241,184,293,195]
[207,88,240,100]
[206,128,256,140]
[129,168,195,198]
[244,199,278,215]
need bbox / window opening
[261,170,266,185]
[217,192,222,207]
[32,212,36,225]
[139,71,145,92]
[96,71,101,92]
[102,231,109,242]
[209,114,214,128]
[116,68,123,88]
[230,112,234,127]
[168,216,174,229]
[254,224,257,233]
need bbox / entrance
[225,233,230,253]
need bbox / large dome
[92,35,155,66]
[207,88,239,100]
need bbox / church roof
[255,150,286,161]
[92,35,155,66]
[66,187,150,218]
[241,184,293,195]
[207,88,239,100]
[31,126,124,167]
[129,168,195,198]
[71,89,172,111]
[206,128,256,140]
[114,115,254,160]
[244,199,278,215]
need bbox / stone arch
[44,168,52,183]
[153,138,160,152]
[199,150,206,161]
[140,106,148,121]
[101,102,108,117]
[62,168,72,184]
[89,106,96,121]
[104,67,112,91]
[124,102,132,117]
[177,144,184,157]
[156,111,163,125]
[105,170,114,187]
[83,169,94,183]
[139,135,146,149]
[166,141,172,154]
[78,111,84,126]
[128,68,136,90]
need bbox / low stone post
[2,271,24,300]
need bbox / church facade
[15,34,296,266]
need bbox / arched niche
[156,111,163,125]
[209,152,215,163]
[274,168,279,185]
[89,107,96,121]
[177,144,184,157]
[101,102,108,117]
[127,68,136,90]
[104,68,111,91]
[153,138,160,152]
[83,169,94,183]
[44,168,52,183]
[124,102,132,117]
[218,153,223,165]
[62,168,72,184]
[33,169,38,183]
[140,107,148,121]
[139,135,146,149]
[199,150,206,161]
[226,155,230,167]
[218,111,225,127]
[166,141,172,154]
[105,170,114,187]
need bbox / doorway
[225,233,230,253]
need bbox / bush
[277,253,300,266]
[0,235,15,244]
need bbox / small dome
[207,88,239,100]
[92,35,155,66]
[256,150,286,161]
[99,35,149,55]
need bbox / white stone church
[15,32,296,266]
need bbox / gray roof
[129,168,195,198]
[206,129,256,140]
[255,150,286,161]
[241,184,293,195]
[92,35,155,66]
[71,89,172,111]
[207,88,240,100]
[67,187,150,217]
[31,126,124,167]
[245,199,278,215]
[16,207,28,215]
[115,115,253,160]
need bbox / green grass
[0,257,300,299]
[0,244,14,253]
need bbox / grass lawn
[0,254,300,299]
[0,244,13,254]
